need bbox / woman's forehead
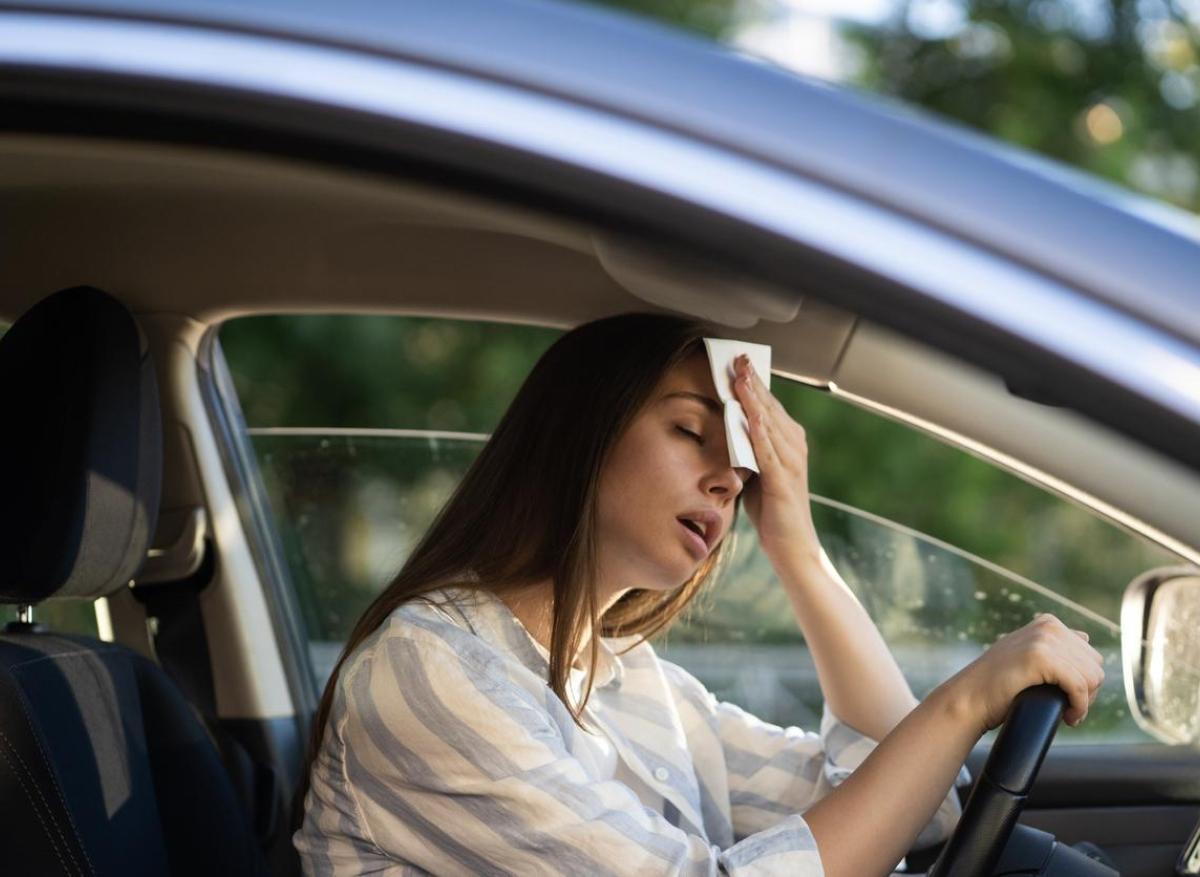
[659,352,720,402]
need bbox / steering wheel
[927,684,1067,877]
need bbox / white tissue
[702,338,772,474]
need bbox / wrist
[773,542,834,590]
[931,674,987,740]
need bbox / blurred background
[600,0,1200,213]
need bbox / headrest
[0,287,162,603]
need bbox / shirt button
[654,767,669,782]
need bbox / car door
[3,2,1199,874]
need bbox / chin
[667,560,705,590]
[639,562,695,593]
[621,539,702,591]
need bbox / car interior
[2,134,1199,875]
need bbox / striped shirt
[295,586,971,875]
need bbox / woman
[294,312,1105,876]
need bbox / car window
[662,379,1183,745]
[218,315,560,668]
[218,314,1185,745]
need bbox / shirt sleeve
[324,624,826,877]
[663,660,971,851]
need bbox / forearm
[778,547,917,741]
[802,682,980,877]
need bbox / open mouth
[677,518,709,559]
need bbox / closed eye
[675,426,704,445]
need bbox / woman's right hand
[945,612,1106,734]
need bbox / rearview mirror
[1121,566,1200,745]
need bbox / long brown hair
[295,311,742,822]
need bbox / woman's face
[594,350,754,597]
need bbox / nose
[704,463,747,499]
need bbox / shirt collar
[428,585,624,692]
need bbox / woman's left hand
[732,354,823,576]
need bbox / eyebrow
[660,391,722,415]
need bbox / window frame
[197,328,320,718]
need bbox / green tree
[582,0,1200,213]
[843,0,1200,212]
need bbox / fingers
[1061,663,1092,726]
[746,403,781,474]
[1031,613,1106,727]
[744,359,797,438]
[734,356,805,472]
[734,357,779,473]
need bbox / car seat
[0,286,269,876]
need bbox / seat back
[0,287,267,876]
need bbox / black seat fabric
[0,287,267,876]
[0,286,160,604]
[0,635,264,876]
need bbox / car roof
[5,0,1200,348]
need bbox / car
[1,0,1198,875]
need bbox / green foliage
[842,0,1200,212]
[221,315,559,431]
[579,0,1200,213]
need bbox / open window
[215,313,1186,747]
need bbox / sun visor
[592,235,801,328]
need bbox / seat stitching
[0,739,78,876]
[6,669,98,876]
[0,726,90,875]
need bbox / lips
[676,508,723,557]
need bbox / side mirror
[1121,566,1200,745]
